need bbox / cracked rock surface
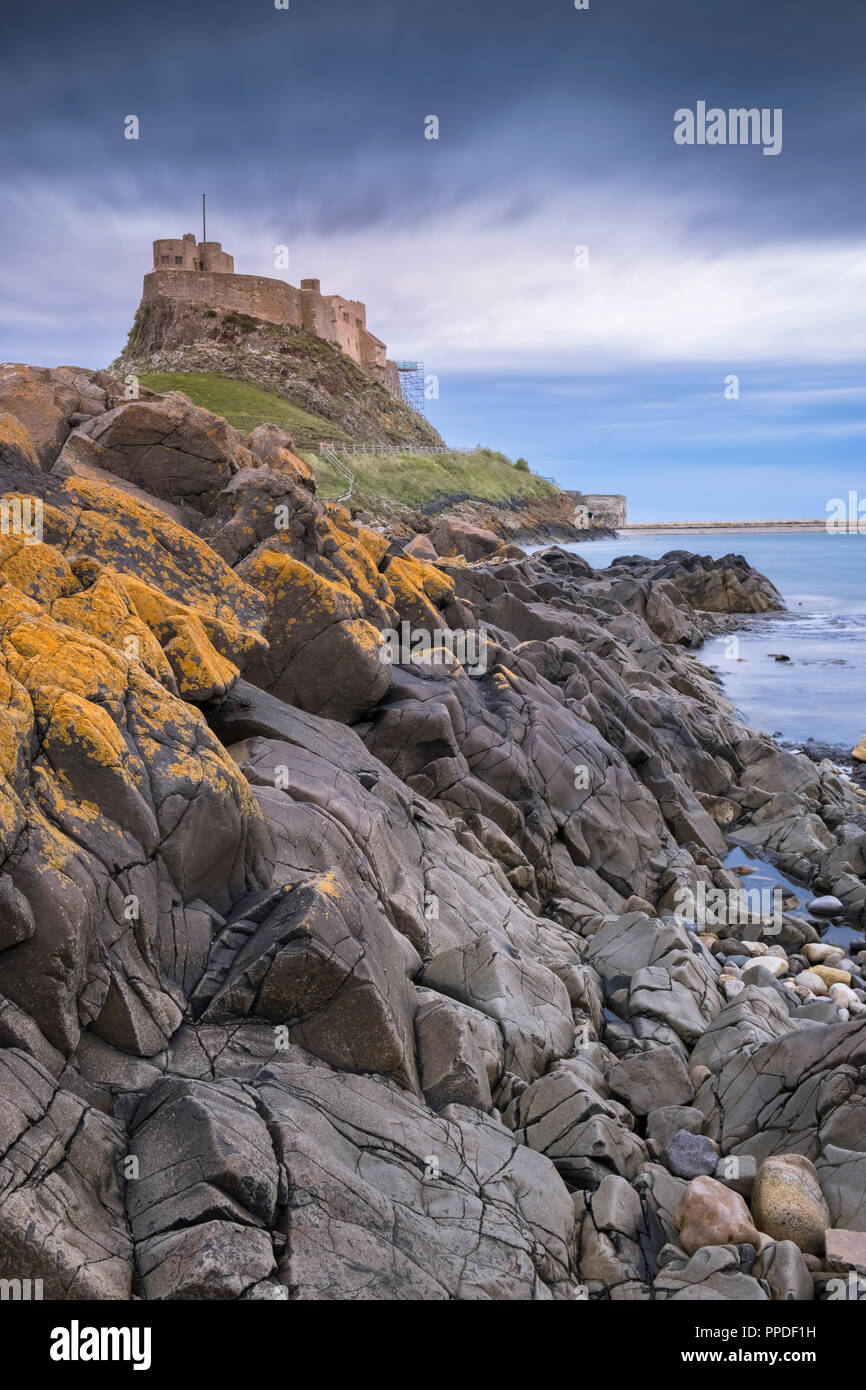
[1,368,865,1300]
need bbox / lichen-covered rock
[237,543,393,722]
[0,514,271,1057]
[382,552,458,632]
[0,413,40,473]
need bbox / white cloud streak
[2,180,866,375]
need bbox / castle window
[175,256,183,265]
[160,256,170,265]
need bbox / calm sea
[556,531,866,752]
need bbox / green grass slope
[140,371,350,447]
[139,371,560,508]
[304,447,559,509]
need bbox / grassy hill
[140,371,351,448]
[303,446,559,510]
[139,370,561,510]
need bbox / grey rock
[128,1077,280,1238]
[678,1243,740,1282]
[816,1145,866,1229]
[196,874,420,1092]
[754,1240,814,1301]
[259,1061,576,1299]
[806,896,844,917]
[715,1153,758,1197]
[422,930,574,1083]
[647,1104,705,1153]
[504,1063,647,1188]
[664,1129,719,1179]
[0,1050,132,1299]
[607,1046,694,1115]
[695,1019,866,1164]
[690,986,795,1076]
[414,990,495,1112]
[136,1221,277,1300]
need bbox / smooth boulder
[750,1154,831,1257]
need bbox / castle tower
[153,233,199,270]
[198,242,234,273]
[152,233,233,274]
[300,278,331,338]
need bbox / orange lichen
[382,554,455,630]
[316,871,343,900]
[160,614,240,701]
[50,571,177,691]
[0,414,40,468]
[43,476,267,636]
[355,527,390,567]
[0,535,79,606]
[118,572,265,674]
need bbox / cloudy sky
[2,0,864,519]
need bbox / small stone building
[565,491,627,528]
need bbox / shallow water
[723,845,863,952]
[556,531,866,750]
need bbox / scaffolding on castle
[394,360,426,415]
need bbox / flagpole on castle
[202,194,206,245]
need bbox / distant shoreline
[618,520,827,535]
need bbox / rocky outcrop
[427,516,503,562]
[0,364,127,469]
[0,413,40,474]
[112,299,444,450]
[389,493,616,552]
[602,550,785,614]
[0,366,864,1302]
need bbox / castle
[144,233,401,394]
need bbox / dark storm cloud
[3,0,865,235]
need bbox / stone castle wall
[299,279,331,339]
[143,242,400,393]
[143,268,302,327]
[325,293,366,361]
[381,360,401,396]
